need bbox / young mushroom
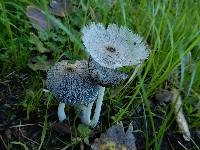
[81,22,150,127]
[80,57,129,127]
[88,56,129,87]
[46,60,99,122]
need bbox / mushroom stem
[80,102,94,125]
[58,102,67,122]
[80,86,105,127]
[90,86,105,127]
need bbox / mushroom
[82,23,150,69]
[88,56,129,87]
[81,22,150,127]
[80,86,105,127]
[46,60,99,122]
[79,56,129,127]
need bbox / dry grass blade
[172,89,191,141]
[155,89,191,141]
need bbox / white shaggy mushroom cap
[82,22,150,69]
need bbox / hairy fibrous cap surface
[88,56,129,87]
[82,22,150,69]
[46,60,99,105]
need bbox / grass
[0,0,200,149]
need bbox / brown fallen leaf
[28,60,53,71]
[49,0,73,17]
[50,122,73,135]
[26,6,56,31]
[91,122,137,150]
[155,90,174,104]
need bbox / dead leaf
[92,122,137,150]
[49,0,73,17]
[155,90,174,104]
[50,122,73,135]
[26,6,55,31]
[28,60,53,71]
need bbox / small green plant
[78,124,91,145]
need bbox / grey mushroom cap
[46,60,99,105]
[88,56,129,87]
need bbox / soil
[0,71,199,150]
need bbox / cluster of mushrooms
[46,23,150,127]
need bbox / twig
[20,130,40,146]
[166,135,175,150]
[9,124,35,128]
[0,135,8,149]
[5,71,15,78]
[177,141,188,150]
